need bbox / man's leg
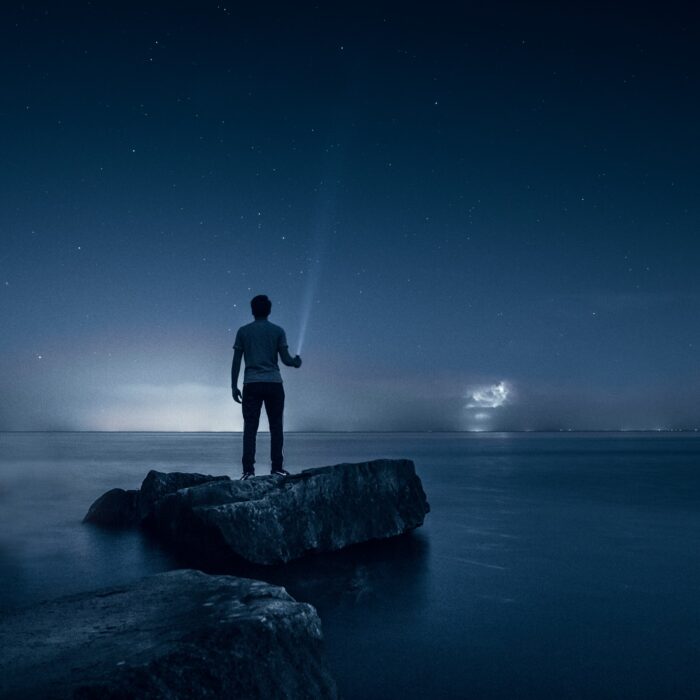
[241,383,264,474]
[264,382,285,472]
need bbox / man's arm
[231,347,243,402]
[279,345,302,368]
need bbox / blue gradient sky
[1,2,699,431]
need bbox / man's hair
[250,294,272,318]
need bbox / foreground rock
[0,570,338,699]
[85,459,430,565]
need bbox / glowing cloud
[467,381,512,409]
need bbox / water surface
[1,432,699,698]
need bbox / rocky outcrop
[85,459,430,565]
[138,470,231,521]
[0,569,338,699]
[83,471,230,527]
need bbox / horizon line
[1,429,699,435]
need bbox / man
[231,294,302,479]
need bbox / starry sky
[2,2,699,431]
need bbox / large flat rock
[85,459,430,565]
[0,569,338,699]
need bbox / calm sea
[1,432,699,699]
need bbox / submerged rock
[0,569,338,699]
[83,487,140,527]
[85,459,430,565]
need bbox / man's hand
[232,387,242,403]
[294,355,302,368]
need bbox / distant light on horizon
[91,383,242,432]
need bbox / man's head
[250,294,272,319]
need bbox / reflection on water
[166,528,431,616]
[2,432,700,699]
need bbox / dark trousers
[242,382,285,473]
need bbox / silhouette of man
[231,294,302,479]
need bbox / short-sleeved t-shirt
[233,319,288,383]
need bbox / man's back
[233,319,288,383]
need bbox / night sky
[2,2,699,431]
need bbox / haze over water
[1,431,699,699]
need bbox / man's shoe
[240,471,255,480]
[271,468,290,477]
